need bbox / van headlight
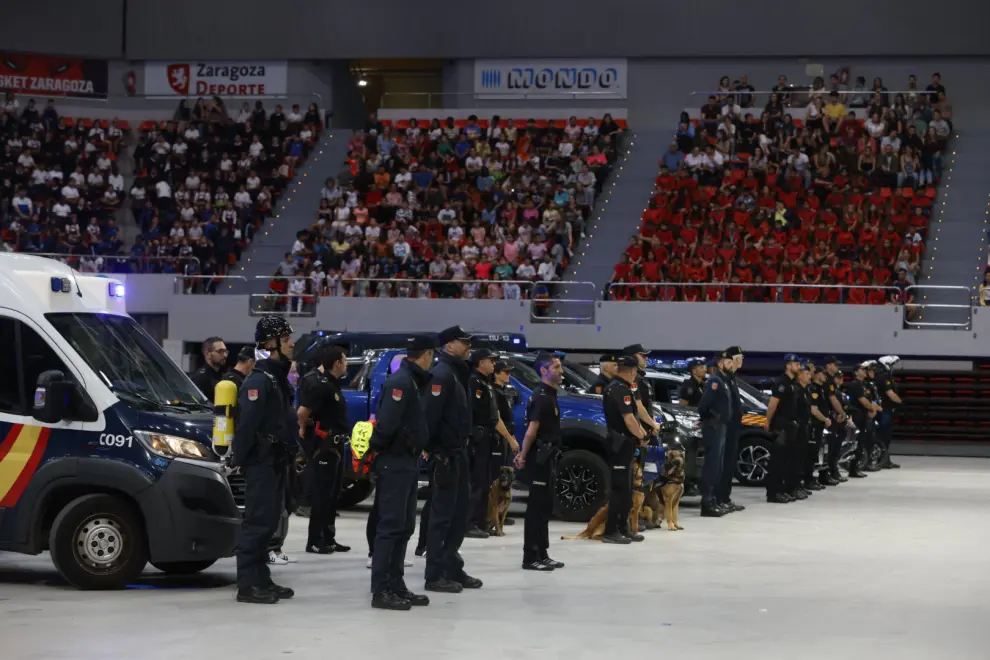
[134,430,216,461]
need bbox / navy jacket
[698,368,732,424]
[425,351,472,453]
[371,359,433,453]
[230,358,294,466]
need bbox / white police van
[0,253,243,589]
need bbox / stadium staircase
[237,131,351,281]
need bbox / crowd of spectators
[1,95,129,267]
[610,71,950,307]
[132,97,320,280]
[1,94,321,277]
[274,113,623,301]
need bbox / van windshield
[46,313,208,408]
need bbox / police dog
[657,447,686,531]
[487,466,514,536]
[562,462,645,540]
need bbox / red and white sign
[143,61,288,98]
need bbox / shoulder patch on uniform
[778,385,786,393]
[431,384,442,396]
[623,395,632,405]
[594,385,602,394]
[475,389,482,398]
[247,389,259,401]
[392,389,403,401]
[631,384,638,392]
[711,382,718,390]
[334,392,340,401]
[811,392,818,399]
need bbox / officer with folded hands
[697,349,736,517]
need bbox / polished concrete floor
[1,456,988,660]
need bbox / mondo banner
[0,52,108,99]
[474,59,627,100]
[143,61,288,98]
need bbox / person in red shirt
[741,238,761,266]
[643,198,665,225]
[612,253,632,282]
[762,236,784,262]
[846,287,867,304]
[697,235,717,267]
[747,275,768,302]
[680,225,699,247]
[673,237,693,260]
[712,255,731,281]
[725,275,745,302]
[867,279,887,304]
[655,222,675,246]
[812,221,832,246]
[760,257,778,283]
[718,239,738,264]
[735,258,754,283]
[909,206,929,231]
[642,251,662,281]
[610,278,631,301]
[705,282,724,302]
[784,234,806,262]
[871,264,891,284]
[835,227,856,259]
[626,236,644,265]
[682,286,700,302]
[802,257,822,284]
[667,257,684,282]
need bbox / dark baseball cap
[621,343,648,356]
[725,345,743,357]
[824,356,842,365]
[784,353,802,363]
[599,353,618,363]
[798,363,811,372]
[406,334,436,351]
[470,348,497,363]
[617,355,639,368]
[493,360,513,373]
[717,350,735,362]
[687,359,706,369]
[436,325,472,346]
[236,346,256,362]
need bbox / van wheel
[554,449,609,522]
[49,494,148,590]
[337,479,374,508]
[151,560,217,575]
[736,439,772,487]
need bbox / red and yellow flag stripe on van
[0,424,50,507]
[742,414,767,427]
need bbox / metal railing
[172,275,247,294]
[380,90,622,109]
[20,252,200,274]
[606,281,901,304]
[687,87,947,109]
[903,284,973,329]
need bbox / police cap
[725,345,743,358]
[616,355,639,368]
[621,343,648,356]
[784,353,802,364]
[798,363,811,372]
[255,315,293,344]
[687,359,706,369]
[406,334,436,351]
[493,360,514,373]
[824,355,842,366]
[717,350,734,362]
[599,353,618,363]
[436,325,472,347]
[236,346,256,362]
[470,348,498,363]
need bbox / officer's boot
[372,591,412,611]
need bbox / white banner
[474,59,627,100]
[143,61,288,98]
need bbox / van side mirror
[32,370,73,424]
[504,384,520,407]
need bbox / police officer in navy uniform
[602,355,648,544]
[223,346,256,389]
[874,357,902,469]
[803,364,833,491]
[590,354,617,395]
[717,347,746,513]
[697,350,735,517]
[368,335,435,611]
[846,363,880,478]
[764,354,802,504]
[296,345,352,555]
[862,361,885,471]
[793,363,817,499]
[191,336,227,401]
[678,359,707,407]
[424,326,483,593]
[515,352,565,571]
[231,316,297,604]
[821,357,848,485]
[466,348,500,539]
[621,344,662,438]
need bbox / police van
[0,254,241,589]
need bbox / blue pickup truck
[318,347,690,522]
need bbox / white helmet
[878,355,901,369]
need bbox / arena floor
[1,456,987,660]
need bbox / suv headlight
[134,430,217,461]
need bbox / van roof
[0,253,128,318]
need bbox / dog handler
[490,360,520,529]
[515,352,566,571]
[602,355,648,544]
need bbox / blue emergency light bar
[50,277,71,293]
[108,282,125,298]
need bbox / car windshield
[505,358,542,391]
[737,379,769,409]
[507,356,592,394]
[46,313,208,408]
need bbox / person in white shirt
[537,256,557,281]
[172,139,188,156]
[557,139,574,158]
[288,277,308,313]
[188,222,204,240]
[52,200,71,218]
[503,281,522,300]
[577,166,596,188]
[63,137,78,153]
[394,168,412,190]
[69,168,85,186]
[47,168,63,183]
[246,173,261,191]
[393,237,410,260]
[236,103,251,124]
[185,172,201,190]
[234,186,252,209]
[220,154,233,172]
[86,171,104,188]
[184,125,201,142]
[495,138,510,157]
[344,221,363,241]
[30,168,48,187]
[102,188,119,206]
[96,153,112,171]
[583,117,599,139]
[564,117,583,141]
[155,180,172,201]
[180,203,195,222]
[516,259,537,280]
[287,105,303,123]
[12,192,33,218]
[465,149,483,173]
[108,169,124,192]
[86,218,102,240]
[65,219,81,237]
[249,136,264,158]
[364,221,381,242]
[17,152,35,168]
[291,236,306,255]
[153,137,171,156]
[722,99,742,117]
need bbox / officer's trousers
[876,412,895,464]
[605,439,635,535]
[700,422,726,507]
[370,452,419,595]
[826,420,845,476]
[802,424,823,484]
[852,414,876,471]
[766,422,797,497]
[789,423,810,492]
[468,429,500,529]
[306,450,340,548]
[237,462,285,590]
[328,452,345,526]
[523,453,556,563]
[716,421,740,504]
[425,449,470,583]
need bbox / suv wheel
[736,439,772,487]
[49,494,148,590]
[553,449,609,522]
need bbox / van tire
[49,494,148,590]
[553,449,610,522]
[150,560,217,575]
